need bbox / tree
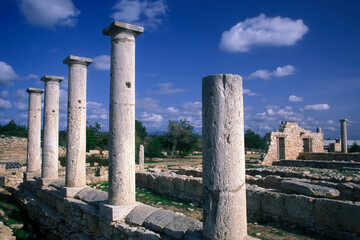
[145,135,164,159]
[135,120,147,159]
[86,121,101,151]
[244,128,266,150]
[0,120,27,138]
[163,120,198,157]
[350,141,360,153]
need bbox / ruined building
[262,121,324,165]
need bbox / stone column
[41,75,63,184]
[317,127,322,133]
[63,56,92,194]
[25,88,44,179]
[103,21,143,206]
[202,74,248,240]
[340,119,347,153]
[137,144,144,171]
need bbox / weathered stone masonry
[263,121,323,165]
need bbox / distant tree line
[0,120,27,138]
[1,120,270,158]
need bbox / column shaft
[104,21,143,205]
[26,88,44,173]
[64,55,92,188]
[340,119,347,153]
[202,74,247,240]
[41,75,63,179]
[137,144,144,171]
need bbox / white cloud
[112,0,167,29]
[267,106,294,117]
[147,82,185,95]
[327,120,335,125]
[243,88,259,96]
[249,65,295,80]
[0,99,12,110]
[0,91,8,98]
[273,65,296,77]
[14,102,27,111]
[19,74,39,81]
[166,107,179,114]
[325,126,336,131]
[87,101,103,110]
[0,61,18,86]
[220,14,308,52]
[18,0,80,29]
[93,55,110,71]
[289,95,303,102]
[136,97,161,112]
[304,104,330,111]
[14,89,28,101]
[248,69,271,80]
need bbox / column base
[100,202,140,222]
[60,186,87,198]
[39,177,58,187]
[24,172,41,181]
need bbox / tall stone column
[340,119,347,153]
[202,74,248,240]
[63,55,92,193]
[41,75,63,183]
[25,88,44,180]
[103,21,143,206]
[137,144,144,171]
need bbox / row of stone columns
[24,21,250,239]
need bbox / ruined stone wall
[15,179,202,240]
[136,171,360,237]
[262,121,324,165]
[0,136,27,150]
[300,152,360,162]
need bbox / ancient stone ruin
[262,121,324,165]
[0,20,359,240]
[0,21,254,239]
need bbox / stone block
[143,209,176,233]
[281,180,340,198]
[24,172,40,180]
[246,186,264,213]
[100,203,140,222]
[163,215,202,240]
[125,204,158,226]
[284,194,315,222]
[98,220,113,239]
[315,199,360,233]
[61,186,87,198]
[261,191,286,217]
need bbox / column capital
[26,88,44,94]
[63,55,92,67]
[41,75,64,83]
[103,21,144,37]
[340,119,347,122]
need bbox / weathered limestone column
[317,127,322,133]
[63,55,92,195]
[202,74,248,240]
[340,119,347,153]
[103,21,143,206]
[25,88,44,180]
[41,75,63,184]
[137,144,144,171]
[100,21,143,221]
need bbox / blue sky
[0,0,359,139]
